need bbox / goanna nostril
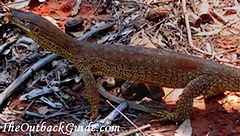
[0,13,6,25]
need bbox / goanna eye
[25,22,34,30]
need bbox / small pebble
[65,17,84,32]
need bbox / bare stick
[182,0,212,55]
[97,83,155,113]
[106,100,147,136]
[0,54,58,106]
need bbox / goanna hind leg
[153,75,219,122]
[78,66,99,120]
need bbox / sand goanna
[1,8,239,122]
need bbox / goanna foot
[151,111,190,123]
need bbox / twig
[234,0,240,17]
[214,55,231,63]
[71,0,82,16]
[93,0,103,15]
[0,38,17,54]
[24,111,45,118]
[71,102,128,136]
[22,98,36,116]
[106,100,148,136]
[215,48,237,55]
[77,22,115,41]
[2,0,29,6]
[162,88,176,100]
[210,10,228,25]
[96,102,128,126]
[0,54,58,106]
[97,83,155,113]
[182,0,212,55]
[71,84,155,136]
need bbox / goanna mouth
[0,9,34,32]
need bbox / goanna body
[77,42,240,90]
[4,8,240,122]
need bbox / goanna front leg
[77,66,99,120]
[153,75,218,122]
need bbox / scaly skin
[2,8,240,122]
